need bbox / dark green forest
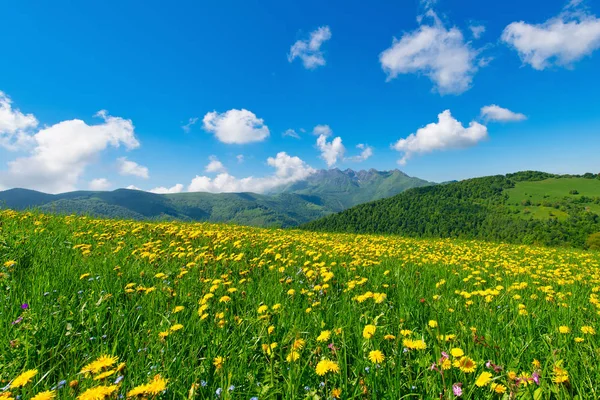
[301,172,600,249]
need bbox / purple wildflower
[21,303,29,310]
[452,383,463,397]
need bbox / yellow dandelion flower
[315,359,340,376]
[316,330,331,342]
[581,326,596,335]
[490,383,507,394]
[93,370,116,381]
[31,391,55,400]
[169,324,184,332]
[552,362,569,384]
[428,320,438,328]
[331,388,342,399]
[173,306,185,313]
[213,356,225,370]
[286,351,300,362]
[450,348,464,358]
[77,385,118,400]
[362,324,376,339]
[475,371,493,387]
[456,357,477,373]
[257,305,268,314]
[219,296,231,303]
[558,326,571,334]
[292,338,306,350]
[10,369,38,388]
[368,350,385,364]
[400,329,412,337]
[384,334,396,340]
[81,355,118,374]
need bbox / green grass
[514,206,570,221]
[506,178,600,205]
[2,210,600,399]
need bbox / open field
[1,210,600,399]
[506,178,600,209]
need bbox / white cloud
[283,128,301,139]
[0,109,139,193]
[469,24,486,39]
[0,91,38,151]
[89,178,111,190]
[502,6,600,70]
[288,26,332,69]
[188,152,315,193]
[392,109,488,165]
[316,134,345,167]
[312,124,332,137]
[150,184,184,194]
[205,155,227,173]
[346,143,374,162]
[236,154,244,163]
[480,105,527,122]
[117,157,149,179]
[182,117,198,133]
[125,185,141,190]
[379,10,481,95]
[203,109,270,144]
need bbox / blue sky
[0,0,599,193]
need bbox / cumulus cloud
[0,91,38,151]
[392,109,488,165]
[117,157,149,179]
[480,105,527,122]
[316,134,345,167]
[0,109,139,193]
[312,124,333,137]
[125,185,141,190]
[205,155,227,173]
[288,26,332,69]
[345,143,374,162]
[283,129,301,139]
[182,117,198,133]
[188,152,315,193]
[502,5,600,70]
[150,184,184,194]
[236,154,244,163]
[89,178,111,190]
[379,10,481,95]
[203,109,269,144]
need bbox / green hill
[276,168,431,211]
[301,171,600,248]
[0,169,430,227]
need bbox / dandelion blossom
[475,371,492,387]
[368,350,385,364]
[362,325,376,339]
[316,330,331,342]
[31,391,55,400]
[10,369,38,388]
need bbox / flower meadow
[1,210,600,399]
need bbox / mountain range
[0,168,432,227]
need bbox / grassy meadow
[1,209,600,399]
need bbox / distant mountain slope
[301,171,600,249]
[277,168,432,210]
[0,168,430,227]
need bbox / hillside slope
[0,168,430,227]
[277,168,432,211]
[301,171,600,248]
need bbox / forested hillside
[301,172,600,248]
